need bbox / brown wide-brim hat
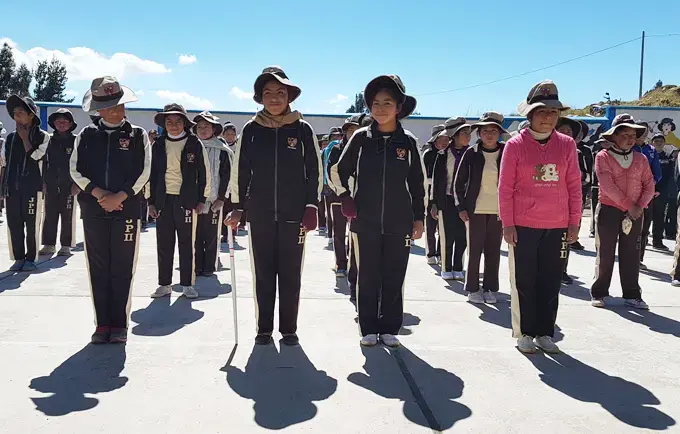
[154,103,196,130]
[443,116,471,138]
[556,117,582,140]
[472,111,508,134]
[364,75,417,120]
[82,76,137,112]
[6,95,41,126]
[342,114,362,131]
[576,120,590,143]
[192,111,223,136]
[48,108,78,132]
[601,122,647,142]
[427,124,447,144]
[253,66,302,104]
[517,80,570,116]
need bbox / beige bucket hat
[82,76,137,112]
[517,80,570,116]
[472,111,508,134]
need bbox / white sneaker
[535,336,560,354]
[150,285,172,298]
[57,246,71,256]
[517,335,537,354]
[183,286,199,299]
[672,280,680,287]
[452,271,465,281]
[39,245,56,255]
[380,334,401,347]
[624,298,649,310]
[483,291,497,304]
[591,298,606,308]
[426,257,438,265]
[468,291,485,304]
[360,334,378,347]
[441,271,455,280]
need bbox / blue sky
[2,0,679,117]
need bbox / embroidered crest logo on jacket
[396,148,407,160]
[65,147,73,155]
[287,137,298,149]
[186,153,195,163]
[532,163,559,182]
[119,138,130,150]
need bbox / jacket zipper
[105,133,111,189]
[274,128,279,222]
[381,137,387,234]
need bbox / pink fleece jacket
[498,129,582,229]
[595,150,655,212]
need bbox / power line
[415,36,642,97]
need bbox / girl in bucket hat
[330,74,425,348]
[225,66,321,347]
[590,116,654,310]
[498,79,581,355]
[40,108,79,257]
[70,76,151,344]
[431,117,472,282]
[148,103,210,300]
[192,111,233,276]
[1,95,50,272]
[422,124,446,266]
[454,112,506,303]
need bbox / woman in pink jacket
[498,80,582,355]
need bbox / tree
[0,43,16,99]
[33,58,74,103]
[346,92,367,113]
[9,64,32,97]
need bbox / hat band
[480,118,503,126]
[446,123,466,131]
[528,94,558,104]
[92,90,124,102]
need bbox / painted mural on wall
[613,107,680,149]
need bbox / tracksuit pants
[591,204,642,300]
[640,201,653,262]
[509,226,567,338]
[330,202,348,270]
[324,197,333,239]
[652,195,670,244]
[318,198,327,228]
[590,187,599,235]
[42,190,76,248]
[670,206,680,280]
[140,195,148,223]
[438,200,467,273]
[156,195,196,287]
[465,213,502,293]
[353,231,410,336]
[425,210,439,258]
[249,220,306,335]
[6,191,43,262]
[195,208,222,274]
[666,197,678,240]
[83,217,140,328]
[348,234,357,297]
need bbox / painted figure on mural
[658,118,680,149]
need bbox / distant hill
[567,85,680,116]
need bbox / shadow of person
[29,344,127,416]
[559,277,592,301]
[224,344,337,430]
[348,346,471,431]
[639,267,672,284]
[0,271,31,294]
[607,307,680,338]
[524,351,675,430]
[193,275,232,299]
[470,300,512,330]
[333,276,350,296]
[400,312,421,335]
[130,296,204,337]
[409,244,426,257]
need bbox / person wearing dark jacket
[569,120,592,251]
[225,66,321,347]
[330,74,425,348]
[454,112,506,303]
[422,124,445,265]
[326,115,362,277]
[70,76,151,344]
[1,95,49,272]
[651,133,674,250]
[148,104,210,300]
[40,108,79,257]
[192,111,232,276]
[431,116,471,281]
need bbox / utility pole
[638,31,645,99]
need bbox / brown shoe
[109,328,128,344]
[91,326,110,344]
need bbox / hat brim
[48,111,78,132]
[193,114,224,136]
[253,73,302,104]
[445,124,472,138]
[342,122,360,132]
[6,95,40,125]
[427,130,450,144]
[472,121,508,134]
[517,99,570,117]
[556,117,582,140]
[364,75,417,119]
[154,111,197,129]
[82,86,137,113]
[601,123,647,141]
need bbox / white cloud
[0,37,171,81]
[229,86,254,100]
[328,94,348,104]
[135,90,145,96]
[64,89,78,97]
[178,54,197,65]
[156,90,213,109]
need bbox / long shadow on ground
[524,351,675,430]
[348,345,471,431]
[606,305,680,338]
[131,296,204,337]
[223,344,337,430]
[29,344,127,416]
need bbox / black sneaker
[570,241,585,251]
[255,334,273,345]
[109,328,128,344]
[653,243,669,251]
[561,272,574,285]
[349,288,356,304]
[281,334,300,346]
[91,327,110,344]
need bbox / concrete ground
[0,212,679,433]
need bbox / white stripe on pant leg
[593,203,602,282]
[352,232,362,336]
[464,219,470,289]
[7,221,14,261]
[330,203,341,266]
[33,192,44,262]
[672,205,680,279]
[191,210,197,286]
[247,222,260,333]
[509,244,523,339]
[438,210,447,273]
[125,220,141,328]
[301,225,308,275]
[214,207,223,271]
[70,197,78,248]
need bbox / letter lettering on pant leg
[185,209,192,224]
[124,219,134,242]
[211,211,219,225]
[28,196,35,215]
[405,235,412,248]
[560,233,568,259]
[298,227,306,245]
[66,195,73,210]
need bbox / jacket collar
[366,121,406,140]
